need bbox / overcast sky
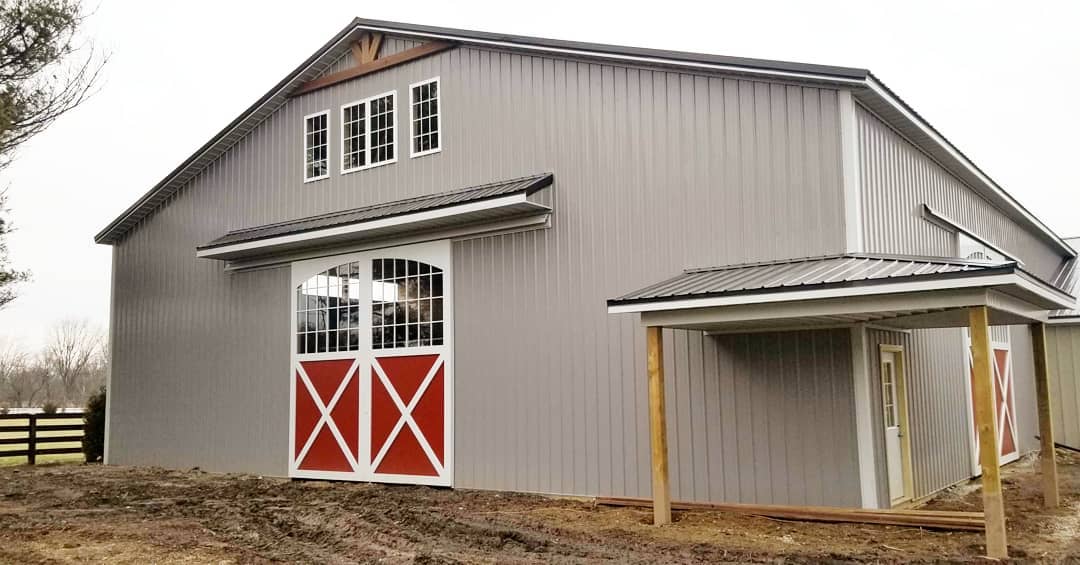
[0,0,1077,350]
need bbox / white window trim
[303,110,331,183]
[409,76,442,159]
[921,204,1023,265]
[340,99,367,175]
[341,90,398,175]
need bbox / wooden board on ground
[596,496,985,531]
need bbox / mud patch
[0,451,1078,563]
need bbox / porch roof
[607,253,1077,332]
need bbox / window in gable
[410,77,441,157]
[303,110,329,182]
[369,92,396,166]
[340,91,396,174]
[341,101,367,172]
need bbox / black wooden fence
[0,412,84,464]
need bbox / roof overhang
[608,261,1076,333]
[196,174,552,267]
[93,19,1077,258]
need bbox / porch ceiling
[607,254,1077,332]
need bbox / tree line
[0,319,106,409]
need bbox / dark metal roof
[609,254,1022,306]
[1050,238,1080,319]
[199,173,552,250]
[350,18,868,80]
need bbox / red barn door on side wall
[289,242,452,486]
[966,338,1019,473]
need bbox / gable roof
[94,18,1076,259]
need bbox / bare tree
[0,0,107,169]
[43,319,99,405]
[0,340,46,407]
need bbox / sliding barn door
[965,333,1019,475]
[288,242,452,486]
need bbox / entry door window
[882,360,898,429]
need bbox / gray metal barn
[1046,237,1080,450]
[95,19,1076,558]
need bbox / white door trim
[288,240,453,486]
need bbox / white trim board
[850,325,880,508]
[838,91,864,254]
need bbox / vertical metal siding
[1047,324,1080,449]
[856,105,1063,281]
[867,328,972,500]
[1009,324,1040,456]
[865,325,1041,502]
[110,43,852,501]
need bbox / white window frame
[303,110,330,183]
[409,77,442,159]
[341,90,398,175]
[340,99,368,174]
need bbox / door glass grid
[882,360,897,428]
[371,259,443,349]
[296,262,362,354]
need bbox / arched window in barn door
[370,258,444,349]
[296,262,362,354]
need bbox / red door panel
[370,354,446,480]
[292,359,359,474]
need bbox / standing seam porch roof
[93,18,1076,258]
[608,253,1074,307]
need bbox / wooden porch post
[1030,322,1060,508]
[646,326,671,526]
[969,306,1007,558]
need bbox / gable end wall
[108,41,859,504]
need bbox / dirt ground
[1,451,1079,564]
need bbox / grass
[0,416,84,466]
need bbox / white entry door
[880,348,912,504]
[288,240,453,487]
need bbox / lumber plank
[595,496,984,531]
[645,326,671,526]
[969,306,1008,557]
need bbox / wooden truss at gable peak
[293,33,456,97]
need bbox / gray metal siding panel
[109,165,291,475]
[856,105,1064,281]
[111,45,849,500]
[1047,324,1080,450]
[867,328,972,500]
[866,325,1040,503]
[1009,324,1040,456]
